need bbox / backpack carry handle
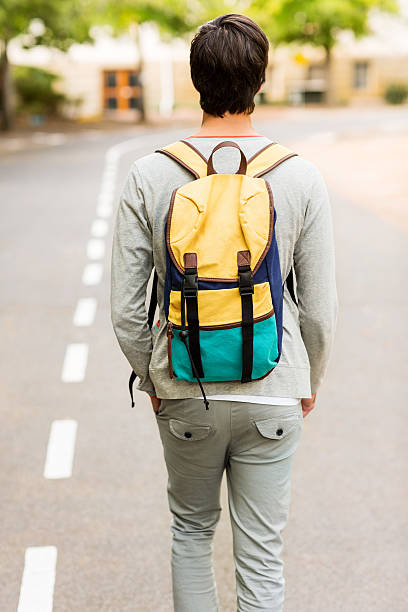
[207,141,247,176]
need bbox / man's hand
[301,393,316,418]
[150,395,161,414]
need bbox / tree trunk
[134,25,146,123]
[0,40,13,131]
[323,46,336,106]
[159,49,174,117]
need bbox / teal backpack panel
[170,315,279,382]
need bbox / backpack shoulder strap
[155,140,208,179]
[246,143,297,178]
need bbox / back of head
[190,13,269,118]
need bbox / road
[1,107,407,611]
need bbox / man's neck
[190,112,260,137]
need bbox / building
[8,5,408,120]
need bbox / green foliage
[384,82,408,104]
[249,0,399,50]
[12,65,67,114]
[97,0,241,39]
[0,0,95,48]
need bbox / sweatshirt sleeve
[294,166,338,394]
[110,162,156,397]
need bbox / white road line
[86,238,105,260]
[90,219,109,238]
[61,343,88,382]
[44,420,78,479]
[18,546,57,612]
[73,297,97,327]
[82,262,103,286]
[96,203,113,218]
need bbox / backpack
[129,139,298,409]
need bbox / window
[354,62,368,89]
[128,72,139,87]
[107,97,117,109]
[106,72,116,88]
[129,97,140,109]
[102,70,143,113]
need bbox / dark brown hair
[190,14,269,117]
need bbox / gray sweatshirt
[110,136,338,400]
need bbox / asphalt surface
[1,108,407,611]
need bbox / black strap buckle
[238,268,254,296]
[183,270,198,298]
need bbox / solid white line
[82,263,103,286]
[90,219,109,238]
[18,546,57,612]
[44,420,78,479]
[61,343,88,382]
[86,238,105,260]
[73,297,97,327]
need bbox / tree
[249,0,399,104]
[0,0,95,130]
[98,0,233,121]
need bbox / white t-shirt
[206,395,300,405]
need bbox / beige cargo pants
[155,397,304,612]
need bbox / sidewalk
[290,127,408,235]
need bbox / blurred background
[1,1,407,611]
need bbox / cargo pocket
[169,418,212,441]
[252,413,303,461]
[254,414,302,439]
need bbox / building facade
[8,10,408,120]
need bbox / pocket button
[169,419,212,441]
[254,415,300,440]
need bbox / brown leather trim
[155,149,200,179]
[167,322,174,378]
[184,252,197,269]
[237,250,251,267]
[170,309,274,331]
[198,277,237,283]
[207,140,247,176]
[247,142,277,164]
[251,364,278,382]
[179,139,209,163]
[253,153,298,178]
[166,188,185,276]
[251,180,274,277]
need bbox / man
[111,13,337,612]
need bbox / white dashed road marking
[90,219,109,238]
[18,546,57,612]
[34,136,151,607]
[82,262,103,286]
[44,420,78,479]
[86,238,105,260]
[96,204,113,218]
[73,297,97,327]
[61,343,89,382]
